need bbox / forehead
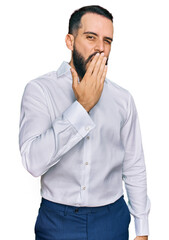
[78,13,113,37]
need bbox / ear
[65,34,74,51]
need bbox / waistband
[40,195,124,215]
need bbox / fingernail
[101,52,104,56]
[96,53,100,56]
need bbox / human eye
[86,35,96,40]
[104,39,112,45]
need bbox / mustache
[85,52,99,65]
[85,52,108,66]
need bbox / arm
[19,53,107,178]
[121,93,151,238]
[19,81,95,177]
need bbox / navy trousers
[35,195,131,240]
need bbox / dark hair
[68,5,113,35]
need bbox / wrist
[135,236,148,240]
[77,100,91,112]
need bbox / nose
[94,39,105,53]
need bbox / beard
[72,45,86,80]
[72,45,109,80]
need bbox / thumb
[70,68,78,88]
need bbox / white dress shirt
[19,61,150,236]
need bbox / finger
[92,52,105,77]
[100,65,108,84]
[86,52,100,75]
[97,56,107,82]
[70,68,78,88]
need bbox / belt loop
[107,204,111,212]
[64,205,68,216]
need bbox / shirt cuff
[63,100,96,137]
[135,216,149,236]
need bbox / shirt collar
[56,61,107,83]
[56,61,71,79]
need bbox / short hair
[68,5,113,36]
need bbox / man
[19,5,150,240]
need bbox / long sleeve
[19,81,95,177]
[121,93,151,236]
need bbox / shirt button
[82,186,86,190]
[85,126,90,131]
[86,136,90,140]
[85,162,88,165]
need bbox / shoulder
[105,77,132,103]
[29,70,57,87]
[23,70,58,94]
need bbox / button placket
[80,127,92,204]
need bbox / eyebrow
[83,31,113,42]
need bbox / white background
[0,0,169,239]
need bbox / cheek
[77,39,94,52]
[106,45,112,55]
[76,44,91,59]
